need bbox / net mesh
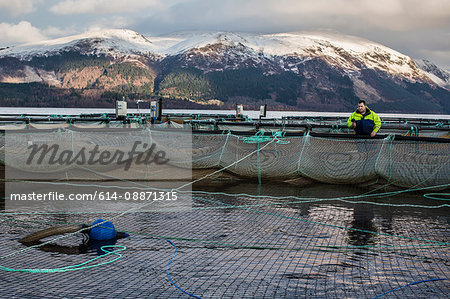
[0,126,449,298]
[375,139,450,188]
[219,135,303,179]
[0,186,448,298]
[1,129,449,188]
[298,135,381,184]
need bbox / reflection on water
[194,181,449,249]
[348,204,376,247]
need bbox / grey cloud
[138,0,450,32]
[50,0,162,15]
[0,0,38,16]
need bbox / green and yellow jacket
[346,107,381,135]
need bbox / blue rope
[370,278,447,299]
[165,240,202,299]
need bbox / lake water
[0,179,449,298]
[1,106,449,119]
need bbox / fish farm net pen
[0,125,448,298]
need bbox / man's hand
[352,122,356,128]
[370,131,376,137]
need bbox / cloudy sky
[0,0,449,69]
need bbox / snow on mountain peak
[0,29,442,85]
[414,59,450,88]
[0,29,157,59]
[0,29,418,63]
[151,30,422,80]
[147,31,250,56]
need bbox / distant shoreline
[1,107,449,119]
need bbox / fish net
[1,128,449,188]
[0,126,449,298]
[0,184,448,298]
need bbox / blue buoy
[89,219,117,241]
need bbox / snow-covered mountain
[0,29,439,82]
[0,29,159,59]
[1,29,449,113]
[414,59,450,89]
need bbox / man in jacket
[347,100,381,137]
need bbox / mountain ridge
[0,29,449,113]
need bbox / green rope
[130,117,142,124]
[241,131,272,143]
[257,142,261,185]
[0,245,126,273]
[2,173,449,214]
[272,131,290,144]
[386,134,395,183]
[216,132,230,167]
[110,230,448,252]
[423,193,450,200]
[3,189,448,218]
[296,132,310,175]
[0,217,131,273]
[373,134,395,189]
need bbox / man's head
[357,100,367,114]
